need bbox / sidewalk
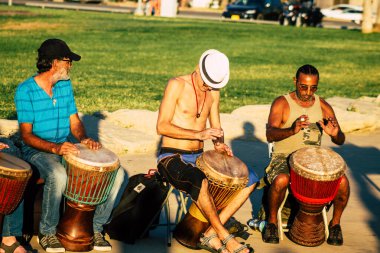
[26,130,380,253]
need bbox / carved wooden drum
[288,146,346,246]
[173,150,249,249]
[57,144,119,252]
[0,153,32,233]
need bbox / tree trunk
[374,0,380,32]
[362,0,373,34]
[180,0,188,8]
[220,0,229,10]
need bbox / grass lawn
[0,5,379,119]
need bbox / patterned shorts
[265,153,290,184]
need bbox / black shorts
[157,148,206,202]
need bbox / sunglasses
[60,59,72,64]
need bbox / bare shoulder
[319,96,335,115]
[164,76,186,94]
[271,95,288,110]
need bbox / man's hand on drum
[0,142,9,151]
[81,138,102,150]
[214,142,233,156]
[291,115,310,134]
[196,128,224,141]
[318,117,339,137]
[55,142,80,155]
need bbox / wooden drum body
[288,147,346,247]
[57,144,120,252]
[0,153,32,233]
[173,150,249,249]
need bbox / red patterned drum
[289,147,346,246]
[0,153,32,233]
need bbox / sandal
[222,234,254,253]
[197,233,227,253]
[0,241,27,253]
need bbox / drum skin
[0,153,32,234]
[173,150,248,249]
[57,144,120,252]
[288,147,346,247]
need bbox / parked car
[321,4,375,24]
[222,0,283,20]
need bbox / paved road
[1,0,361,30]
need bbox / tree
[362,0,373,33]
[374,0,380,31]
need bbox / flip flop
[222,234,255,253]
[197,233,227,253]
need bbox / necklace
[191,72,207,118]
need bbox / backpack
[105,170,170,244]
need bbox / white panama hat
[199,49,230,89]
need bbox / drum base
[173,213,209,249]
[57,201,95,252]
[288,203,325,247]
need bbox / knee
[46,169,67,192]
[112,168,125,190]
[339,175,350,191]
[201,178,209,190]
[336,175,350,200]
[272,174,290,190]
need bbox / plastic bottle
[247,218,267,232]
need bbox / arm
[20,123,79,155]
[266,96,309,143]
[156,78,223,141]
[209,91,233,156]
[319,99,345,145]
[70,113,101,150]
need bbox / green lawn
[1,5,379,119]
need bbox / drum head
[64,144,119,168]
[200,150,248,179]
[0,152,31,172]
[290,147,346,181]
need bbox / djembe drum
[173,150,249,249]
[57,144,120,252]
[288,147,346,247]
[0,153,32,233]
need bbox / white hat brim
[199,49,229,89]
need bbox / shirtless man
[262,64,350,246]
[156,49,257,253]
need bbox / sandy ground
[24,129,380,253]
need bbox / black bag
[105,170,170,244]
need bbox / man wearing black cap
[14,39,124,253]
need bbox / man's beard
[296,89,312,102]
[53,68,70,81]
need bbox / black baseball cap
[38,38,81,61]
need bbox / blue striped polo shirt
[14,76,78,144]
